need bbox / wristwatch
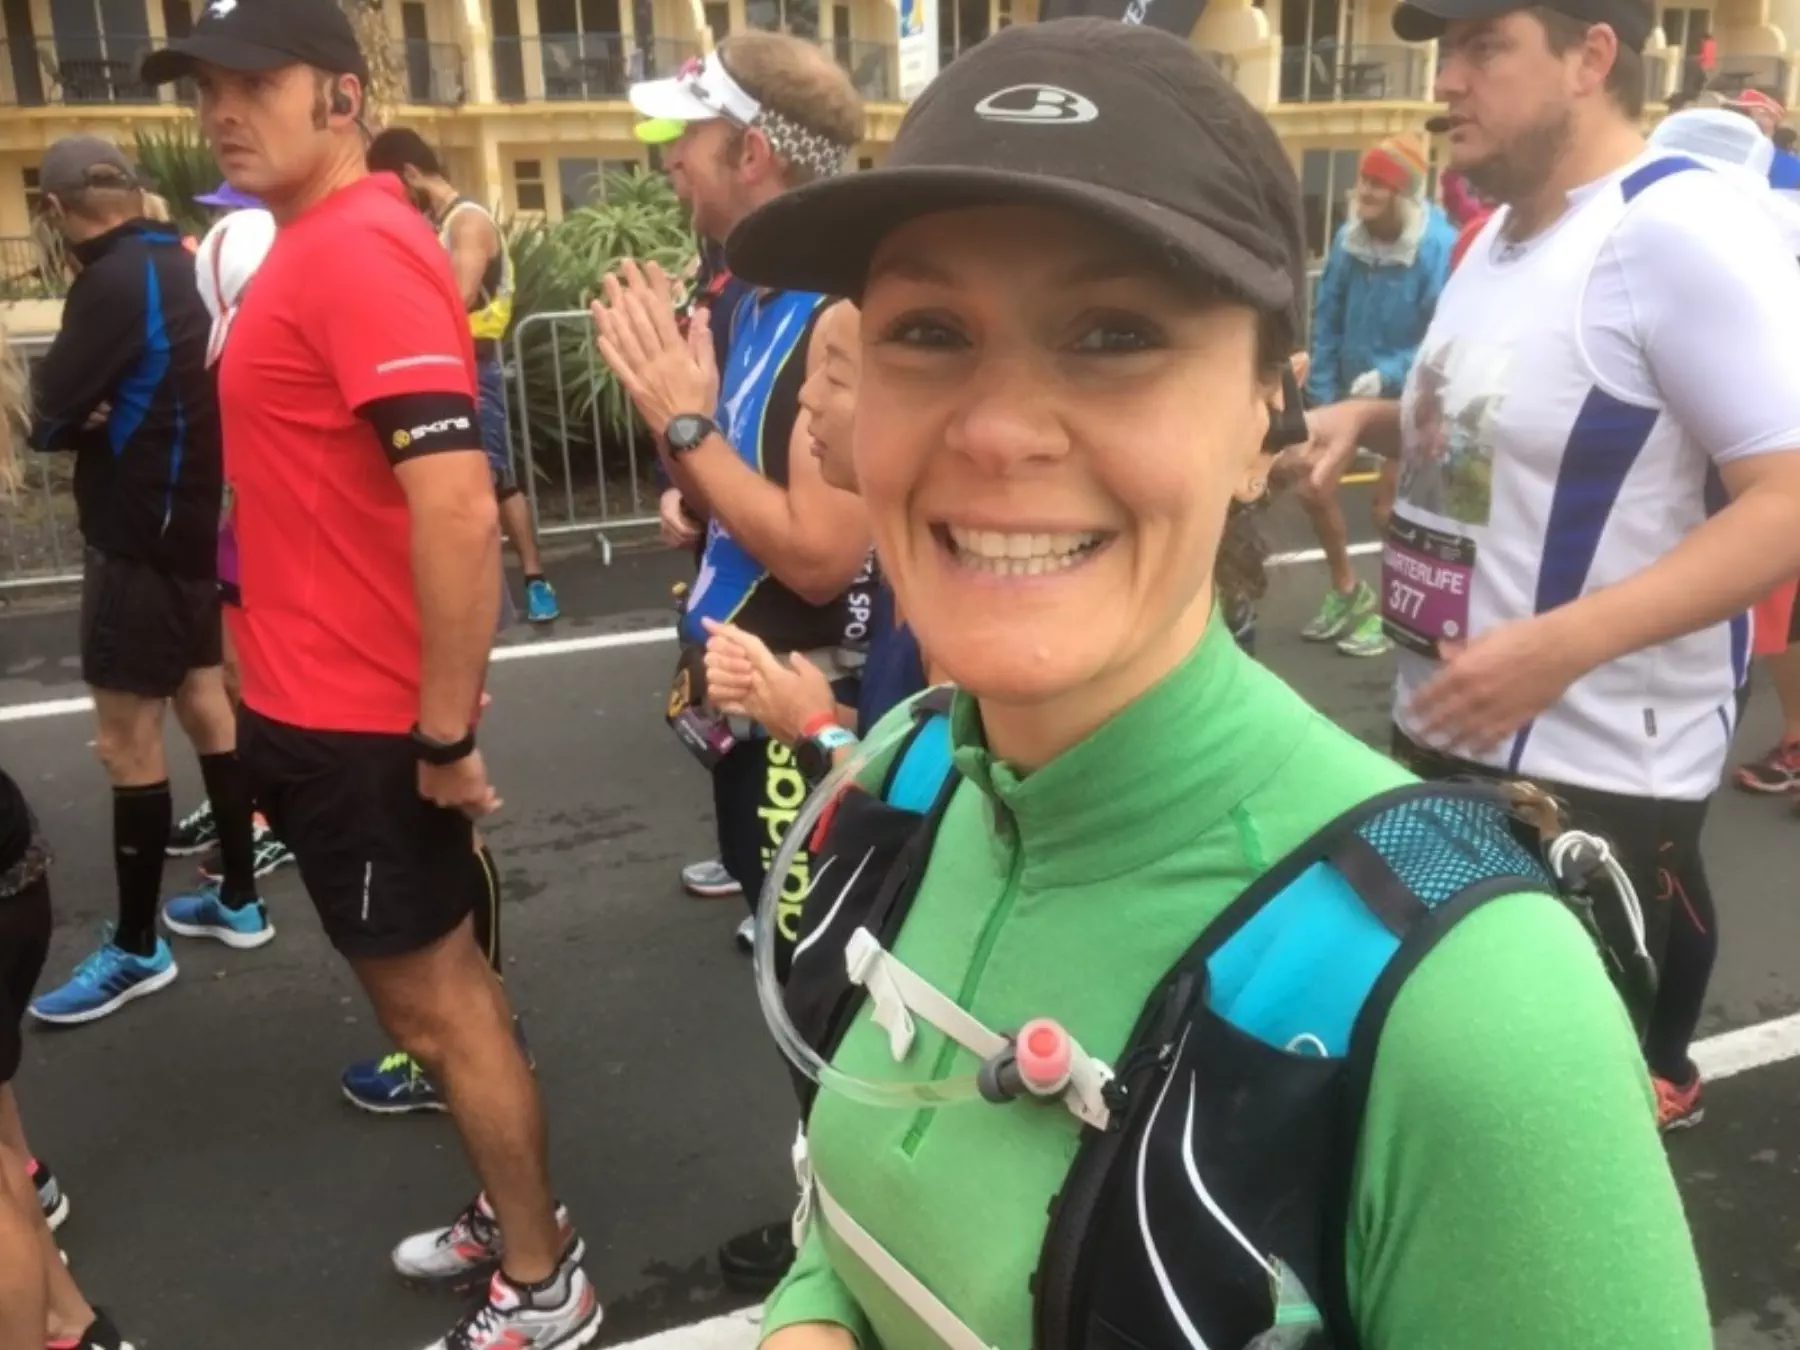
[410,723,477,766]
[796,721,860,784]
[664,413,719,456]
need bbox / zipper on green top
[900,833,1025,1157]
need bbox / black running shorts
[80,548,222,697]
[237,708,481,960]
[0,876,52,1083]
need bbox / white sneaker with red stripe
[391,1194,584,1287]
[426,1263,602,1350]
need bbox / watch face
[668,414,710,451]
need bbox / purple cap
[195,182,262,210]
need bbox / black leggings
[1392,731,1717,1085]
[712,736,813,939]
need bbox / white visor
[1649,109,1775,187]
[194,207,277,369]
[628,51,762,129]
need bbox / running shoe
[424,1264,601,1350]
[718,1219,796,1294]
[28,933,178,1026]
[525,578,561,625]
[162,882,275,950]
[734,915,755,954]
[344,1021,534,1116]
[30,1159,68,1231]
[343,1051,443,1115]
[47,1308,134,1350]
[165,799,217,856]
[1654,1073,1705,1133]
[1734,738,1800,794]
[681,859,742,898]
[392,1193,585,1287]
[198,816,294,882]
[1300,580,1376,642]
[1336,613,1394,658]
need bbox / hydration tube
[752,716,989,1111]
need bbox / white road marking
[0,545,1377,727]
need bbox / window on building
[705,1,731,35]
[160,0,192,37]
[940,0,989,65]
[832,3,851,62]
[22,168,42,217]
[997,0,1013,27]
[492,0,526,100]
[1280,0,1343,102]
[515,159,548,213]
[746,0,818,38]
[559,157,602,213]
[857,156,873,170]
[1299,147,1360,260]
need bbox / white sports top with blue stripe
[1388,151,1800,800]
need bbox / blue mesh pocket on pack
[1355,794,1550,908]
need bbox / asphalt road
[0,500,1797,1350]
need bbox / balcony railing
[0,35,171,107]
[1280,41,1429,103]
[491,34,697,103]
[0,236,65,301]
[402,39,467,106]
[830,39,894,101]
[1705,54,1789,99]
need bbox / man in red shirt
[142,4,599,1347]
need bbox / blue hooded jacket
[1305,199,1456,406]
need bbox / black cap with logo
[140,0,369,86]
[1392,0,1652,47]
[725,18,1306,326]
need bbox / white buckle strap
[816,1178,998,1350]
[790,1127,815,1251]
[843,926,1114,1130]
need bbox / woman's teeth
[944,526,1105,577]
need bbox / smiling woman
[724,17,1709,1350]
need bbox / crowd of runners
[2,0,1800,1344]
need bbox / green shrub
[132,123,218,237]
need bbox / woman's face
[855,205,1276,720]
[798,301,862,494]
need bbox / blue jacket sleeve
[29,253,147,452]
[1369,215,1454,397]
[1305,230,1348,406]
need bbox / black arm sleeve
[30,259,146,452]
[357,391,483,465]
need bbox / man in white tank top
[1303,0,1800,1133]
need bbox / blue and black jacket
[30,218,220,578]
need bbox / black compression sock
[113,782,172,956]
[198,751,258,907]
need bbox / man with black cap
[140,5,599,1347]
[24,134,269,1029]
[1305,0,1800,1132]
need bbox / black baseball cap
[726,18,1306,325]
[140,0,369,86]
[1393,0,1653,47]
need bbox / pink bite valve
[1015,1018,1074,1096]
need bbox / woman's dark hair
[1215,308,1296,613]
[366,126,443,178]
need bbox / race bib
[1382,515,1476,658]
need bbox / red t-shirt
[220,174,477,733]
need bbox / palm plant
[132,123,217,237]
[505,169,695,488]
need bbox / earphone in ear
[330,84,354,117]
[1262,362,1310,452]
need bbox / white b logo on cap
[206,0,238,15]
[974,84,1099,125]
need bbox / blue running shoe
[342,1051,443,1115]
[163,882,276,950]
[525,577,560,624]
[29,932,177,1026]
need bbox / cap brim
[140,33,300,85]
[1391,0,1496,41]
[628,77,723,125]
[633,118,689,145]
[726,166,1294,314]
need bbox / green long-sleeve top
[762,613,1710,1349]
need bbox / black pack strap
[1328,834,1427,938]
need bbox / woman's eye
[1068,320,1161,354]
[880,316,967,350]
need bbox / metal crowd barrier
[0,265,1331,590]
